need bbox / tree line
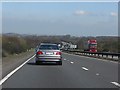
[2,34,119,57]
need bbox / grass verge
[2,49,35,78]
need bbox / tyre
[36,61,39,65]
[57,61,62,65]
[36,61,42,65]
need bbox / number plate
[45,52,53,55]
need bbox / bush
[2,36,29,55]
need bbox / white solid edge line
[0,54,35,85]
[82,67,89,71]
[111,82,120,87]
[63,52,118,64]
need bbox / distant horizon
[2,32,118,37]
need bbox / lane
[63,53,118,83]
[0,55,35,86]
[2,53,118,88]
[62,53,118,87]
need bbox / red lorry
[84,39,97,52]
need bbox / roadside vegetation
[2,33,119,57]
[2,36,28,57]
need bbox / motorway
[2,52,119,88]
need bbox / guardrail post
[64,50,119,61]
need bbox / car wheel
[36,61,39,65]
[36,61,41,65]
[58,61,62,65]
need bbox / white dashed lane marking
[63,52,118,64]
[70,62,74,64]
[96,73,100,76]
[64,58,66,60]
[82,67,89,71]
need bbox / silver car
[35,43,62,65]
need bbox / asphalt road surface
[2,52,119,88]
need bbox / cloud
[110,12,117,17]
[74,10,118,17]
[74,10,89,16]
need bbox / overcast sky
[2,2,118,36]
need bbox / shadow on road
[27,62,62,66]
[27,62,36,65]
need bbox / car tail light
[56,52,61,55]
[37,51,43,55]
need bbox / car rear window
[39,45,59,50]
